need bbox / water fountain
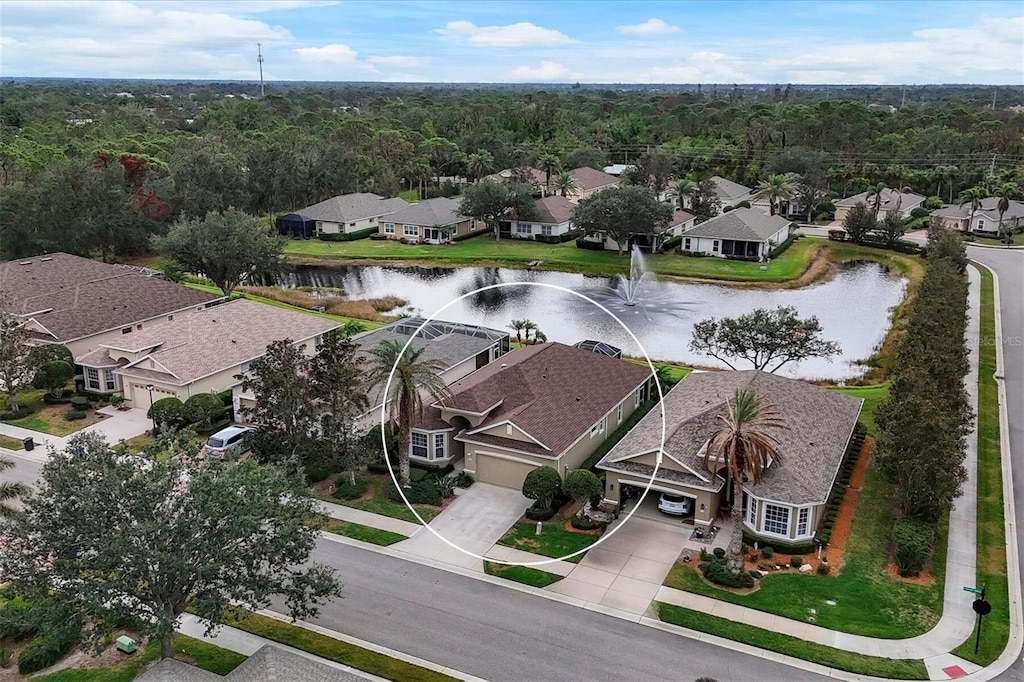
[617,244,648,306]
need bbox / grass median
[484,561,563,588]
[322,519,407,546]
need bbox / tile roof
[682,207,791,241]
[569,167,620,191]
[0,253,220,343]
[835,187,926,210]
[708,175,752,201]
[532,195,576,225]
[438,343,652,455]
[387,197,469,227]
[114,299,339,385]
[598,370,863,505]
[291,193,409,223]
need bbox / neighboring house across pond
[0,252,221,359]
[377,197,486,244]
[708,175,753,210]
[567,167,621,203]
[834,187,925,221]
[930,197,1024,234]
[485,167,551,195]
[597,370,863,543]
[677,207,791,259]
[503,195,577,240]
[582,207,696,252]
[411,342,654,487]
[276,192,410,239]
[73,298,338,410]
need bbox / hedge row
[534,229,582,244]
[452,225,493,242]
[318,226,378,242]
[575,237,606,251]
[699,556,755,589]
[769,234,798,259]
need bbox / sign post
[969,584,991,655]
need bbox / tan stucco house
[276,192,409,239]
[567,167,620,203]
[504,195,577,240]
[378,197,486,244]
[930,197,1024,234]
[677,207,791,259]
[0,252,221,360]
[411,342,654,487]
[597,370,863,543]
[75,299,339,409]
[834,187,925,221]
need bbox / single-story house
[377,197,485,244]
[567,167,620,203]
[708,175,753,209]
[677,207,791,259]
[579,208,695,252]
[0,253,221,359]
[834,187,925,221]
[597,370,863,543]
[411,342,654,486]
[74,299,339,409]
[138,643,365,682]
[504,195,577,240]
[485,167,551,195]
[276,192,409,239]
[930,197,1024,234]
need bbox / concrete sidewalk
[0,405,151,454]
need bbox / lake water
[269,262,907,380]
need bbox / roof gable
[569,167,620,191]
[709,176,752,201]
[387,197,468,226]
[836,187,926,209]
[533,195,576,224]
[682,207,791,241]
[293,193,409,222]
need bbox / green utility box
[115,636,138,654]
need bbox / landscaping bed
[315,473,442,524]
[483,561,563,588]
[496,505,599,563]
[1,389,107,437]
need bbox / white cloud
[438,20,576,47]
[617,18,681,35]
[507,61,576,82]
[295,43,359,63]
[367,55,431,68]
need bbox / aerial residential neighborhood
[0,2,1022,682]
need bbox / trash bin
[116,636,137,654]
[23,437,33,452]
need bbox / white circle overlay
[377,281,667,567]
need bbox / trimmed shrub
[452,225,492,242]
[575,237,606,251]
[699,556,755,589]
[570,515,599,531]
[563,469,602,510]
[522,466,562,511]
[387,479,441,506]
[64,410,87,421]
[893,516,935,576]
[712,547,726,559]
[534,229,582,244]
[761,547,774,559]
[910,207,930,219]
[409,467,431,483]
[790,555,804,568]
[41,395,72,405]
[69,396,90,408]
[0,406,33,420]
[332,477,369,501]
[769,234,797,258]
[184,393,225,425]
[817,563,832,576]
[369,232,389,240]
[304,462,333,484]
[318,226,378,242]
[148,396,185,425]
[525,504,557,521]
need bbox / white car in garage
[658,493,693,516]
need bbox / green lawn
[968,232,1024,246]
[35,634,245,682]
[285,234,822,282]
[334,477,440,524]
[3,388,100,437]
[953,265,1009,665]
[497,517,595,563]
[484,561,564,587]
[0,434,24,450]
[226,611,458,682]
[832,382,889,437]
[656,603,928,679]
[323,519,407,546]
[398,188,419,202]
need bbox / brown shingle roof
[0,253,220,342]
[569,167,620,191]
[115,299,339,386]
[440,343,651,455]
[533,195,576,225]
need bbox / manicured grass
[226,611,458,681]
[656,602,928,679]
[832,382,889,437]
[323,519,407,546]
[953,265,1009,665]
[5,401,99,437]
[116,433,156,453]
[497,517,595,563]
[398,188,419,202]
[336,478,440,523]
[35,634,244,682]
[968,232,1024,246]
[285,234,822,282]
[0,434,24,450]
[484,561,563,587]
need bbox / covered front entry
[423,227,448,244]
[720,239,761,258]
[474,454,537,488]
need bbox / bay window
[763,504,790,536]
[411,432,428,458]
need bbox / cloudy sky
[1,0,1022,84]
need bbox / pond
[267,262,907,380]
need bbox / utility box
[115,636,137,654]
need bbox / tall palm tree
[993,182,1020,241]
[365,341,452,488]
[890,185,914,215]
[507,319,528,344]
[466,149,495,182]
[701,389,787,560]
[752,174,797,216]
[522,320,538,344]
[0,455,30,519]
[553,170,579,198]
[536,152,561,191]
[958,186,987,232]
[865,182,889,218]
[668,178,697,211]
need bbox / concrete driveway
[546,515,690,617]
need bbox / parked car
[204,425,253,458]
[658,493,693,516]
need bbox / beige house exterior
[598,370,863,542]
[566,167,620,203]
[930,197,1024,234]
[378,197,486,244]
[411,343,654,488]
[75,299,338,409]
[278,192,409,238]
[834,187,925,222]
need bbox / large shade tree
[460,179,537,242]
[702,389,787,559]
[0,432,342,660]
[0,308,35,412]
[573,185,673,255]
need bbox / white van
[204,425,253,458]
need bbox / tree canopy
[573,185,673,255]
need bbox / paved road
[968,247,1024,681]
[270,538,825,682]
[0,449,43,497]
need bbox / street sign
[963,586,983,595]
[973,600,992,616]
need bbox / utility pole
[992,88,997,110]
[257,43,265,98]
[901,86,906,108]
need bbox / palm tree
[536,152,561,191]
[365,341,452,488]
[522,320,538,344]
[993,182,1020,242]
[701,388,787,560]
[668,178,697,211]
[752,174,797,216]
[865,182,889,218]
[553,170,579,198]
[958,186,987,232]
[507,319,528,344]
[890,185,914,215]
[1,455,30,519]
[466,149,495,182]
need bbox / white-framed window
[617,402,623,423]
[763,504,790,536]
[977,219,985,230]
[384,223,395,234]
[589,417,606,438]
[712,240,720,253]
[684,237,691,250]
[506,423,513,436]
[240,361,251,373]
[634,387,643,407]
[403,224,419,237]
[541,225,553,236]
[411,432,428,458]
[797,507,810,537]
[434,433,445,460]
[121,327,132,335]
[85,368,100,391]
[103,369,116,391]
[316,221,324,232]
[516,223,531,234]
[747,495,758,526]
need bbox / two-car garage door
[474,454,538,490]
